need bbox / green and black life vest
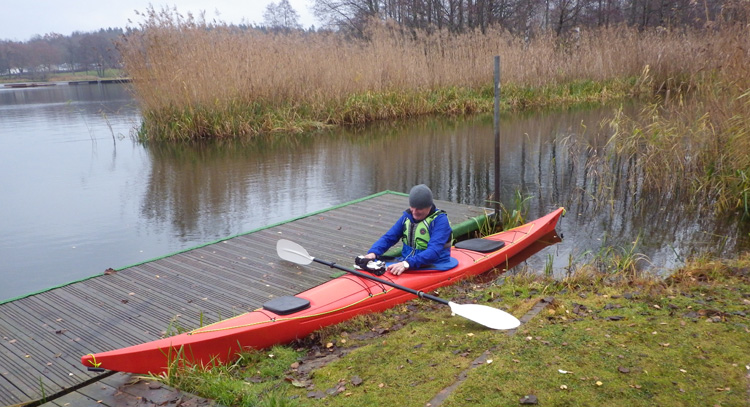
[402,210,451,251]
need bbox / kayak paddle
[276,239,521,330]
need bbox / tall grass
[155,345,300,407]
[566,27,750,218]
[120,6,747,141]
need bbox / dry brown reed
[573,26,750,218]
[120,7,750,141]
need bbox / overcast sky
[0,0,318,42]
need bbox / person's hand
[363,253,376,260]
[387,261,409,276]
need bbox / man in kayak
[360,184,457,275]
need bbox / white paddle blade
[448,302,521,330]
[276,239,314,265]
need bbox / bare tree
[263,0,303,29]
[312,0,381,35]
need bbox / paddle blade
[448,302,521,330]
[276,239,314,265]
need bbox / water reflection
[140,107,749,278]
[1,83,747,301]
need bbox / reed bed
[120,7,746,141]
[622,89,749,217]
[121,7,750,216]
[566,26,750,219]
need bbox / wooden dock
[0,192,489,406]
[68,79,131,85]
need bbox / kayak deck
[81,207,564,375]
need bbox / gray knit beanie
[409,184,434,209]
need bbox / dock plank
[0,192,487,405]
[0,303,84,385]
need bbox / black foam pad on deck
[262,296,311,315]
[454,238,506,253]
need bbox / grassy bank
[149,253,749,407]
[120,8,745,142]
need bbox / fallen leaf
[679,369,687,373]
[596,381,603,386]
[558,369,572,374]
[660,343,670,347]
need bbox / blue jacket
[368,206,453,269]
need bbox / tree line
[3,0,748,80]
[0,29,124,79]
[312,0,749,36]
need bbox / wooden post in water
[493,56,502,227]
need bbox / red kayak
[81,208,564,374]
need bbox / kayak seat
[454,238,506,253]
[263,296,311,315]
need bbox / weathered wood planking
[1,192,488,406]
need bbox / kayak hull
[81,208,564,374]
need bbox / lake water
[1,83,747,301]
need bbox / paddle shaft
[312,258,450,306]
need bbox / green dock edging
[1,191,490,305]
[1,191,399,305]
